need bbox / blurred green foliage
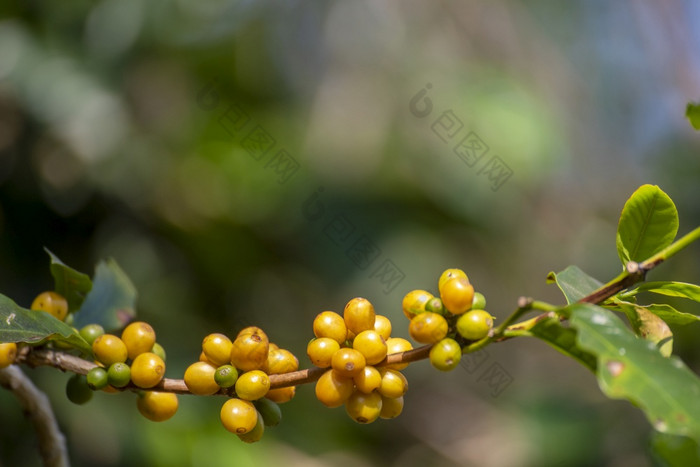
[1,1,699,466]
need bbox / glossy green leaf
[73,259,137,332]
[45,248,92,313]
[650,432,700,467]
[565,303,700,441]
[624,281,700,303]
[0,294,92,355]
[616,185,678,266]
[527,317,597,371]
[613,300,699,326]
[687,102,700,130]
[546,265,603,304]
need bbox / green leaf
[616,185,678,266]
[45,248,92,312]
[624,281,700,303]
[546,265,603,304]
[613,301,699,326]
[650,432,700,467]
[686,102,700,130]
[564,303,700,441]
[73,259,137,332]
[527,317,597,371]
[0,294,92,355]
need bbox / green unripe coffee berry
[214,365,239,388]
[66,374,93,405]
[424,297,445,315]
[237,411,265,443]
[472,292,486,310]
[87,367,109,390]
[456,309,494,341]
[151,342,166,361]
[79,324,105,346]
[108,362,132,388]
[253,398,282,427]
[429,338,462,372]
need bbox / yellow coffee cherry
[220,398,258,434]
[353,365,382,394]
[137,391,178,422]
[131,352,165,388]
[234,370,270,401]
[121,321,156,360]
[440,277,474,315]
[202,333,233,367]
[384,337,413,371]
[438,268,469,295]
[313,311,348,344]
[401,289,433,320]
[31,291,68,321]
[343,297,376,335]
[408,312,448,344]
[92,334,128,366]
[230,327,269,371]
[331,348,366,378]
[264,348,299,375]
[352,330,387,365]
[184,361,220,395]
[0,342,18,368]
[265,386,296,404]
[315,369,354,408]
[345,390,382,424]
[380,395,404,419]
[307,338,340,368]
[378,369,408,399]
[237,411,265,443]
[373,315,392,340]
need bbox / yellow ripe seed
[307,338,340,368]
[234,370,270,401]
[230,328,269,371]
[220,398,258,434]
[353,366,382,394]
[409,312,448,344]
[343,298,376,335]
[202,333,233,367]
[131,352,165,388]
[345,390,382,424]
[137,391,178,422]
[264,348,299,374]
[352,330,387,365]
[384,337,413,371]
[373,315,392,340]
[378,369,408,399]
[92,334,128,366]
[331,348,366,378]
[380,395,404,419]
[0,343,18,368]
[401,289,433,320]
[265,386,296,404]
[438,268,469,295]
[122,321,156,360]
[184,361,220,395]
[315,369,354,408]
[440,277,475,315]
[31,291,68,321]
[313,311,348,344]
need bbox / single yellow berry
[137,391,178,422]
[379,395,404,419]
[234,370,270,401]
[92,334,128,366]
[384,337,413,371]
[456,309,494,340]
[438,268,469,295]
[0,342,18,368]
[373,315,392,340]
[378,369,408,398]
[131,352,165,388]
[201,333,233,367]
[184,361,220,395]
[353,365,382,394]
[331,348,366,378]
[343,297,376,335]
[265,386,296,404]
[352,330,387,365]
[313,311,348,344]
[31,291,68,321]
[345,390,382,424]
[264,348,299,374]
[440,277,474,315]
[307,338,340,368]
[121,321,156,360]
[315,369,354,408]
[408,312,448,344]
[401,289,433,320]
[220,398,258,434]
[230,327,269,371]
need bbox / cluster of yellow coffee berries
[309,298,411,423]
[186,327,298,443]
[403,268,494,371]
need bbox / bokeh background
[1,1,699,466]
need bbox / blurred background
[1,1,699,466]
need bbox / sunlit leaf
[616,185,678,266]
[564,304,700,441]
[45,248,92,313]
[624,281,700,303]
[546,265,603,304]
[650,431,700,467]
[0,294,92,355]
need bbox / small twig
[0,365,70,467]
